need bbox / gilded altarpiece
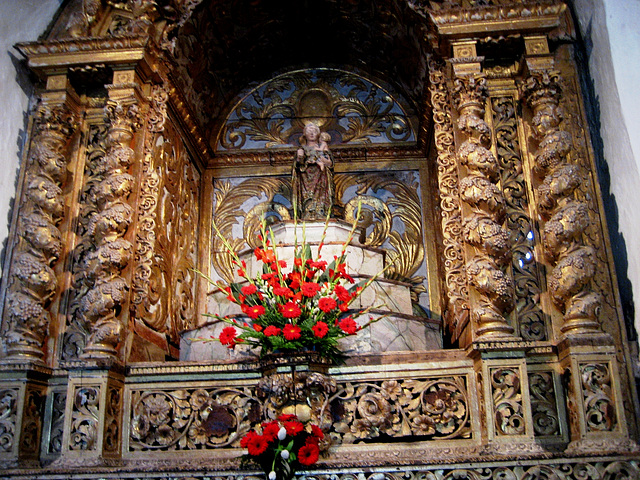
[0,1,638,479]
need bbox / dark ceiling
[171,0,430,144]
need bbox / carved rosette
[428,58,469,339]
[79,99,141,359]
[453,75,514,339]
[2,102,77,361]
[522,71,601,335]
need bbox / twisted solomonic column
[2,102,77,362]
[79,99,140,359]
[453,74,515,339]
[522,71,601,335]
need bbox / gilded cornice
[15,36,150,74]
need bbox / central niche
[181,69,441,362]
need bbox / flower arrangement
[202,215,386,364]
[241,414,323,480]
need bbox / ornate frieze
[452,72,515,339]
[1,102,77,361]
[521,69,601,336]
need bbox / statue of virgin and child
[291,123,335,220]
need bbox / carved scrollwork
[0,388,18,453]
[2,101,77,361]
[490,367,525,436]
[428,58,469,339]
[330,377,470,444]
[528,371,560,437]
[129,387,260,450]
[70,386,100,451]
[522,70,601,336]
[580,363,616,433]
[453,73,514,339]
[491,95,548,341]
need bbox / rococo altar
[0,0,638,479]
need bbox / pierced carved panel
[527,370,561,439]
[0,387,19,455]
[489,366,524,436]
[132,85,201,348]
[428,57,469,341]
[69,385,100,451]
[490,95,548,341]
[580,363,617,433]
[217,69,417,151]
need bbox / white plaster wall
[571,0,640,344]
[0,0,62,277]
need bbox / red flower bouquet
[203,216,387,364]
[241,414,323,480]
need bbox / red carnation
[279,301,301,319]
[318,296,337,313]
[283,420,304,436]
[246,434,269,456]
[219,326,238,346]
[245,304,265,319]
[311,321,329,338]
[301,282,321,297]
[240,430,257,448]
[283,324,301,340]
[297,443,320,465]
[241,284,257,296]
[339,317,358,334]
[264,325,281,337]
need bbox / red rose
[264,326,281,336]
[339,317,358,334]
[279,301,301,319]
[297,443,319,465]
[245,304,265,319]
[301,282,321,297]
[311,321,329,338]
[283,324,301,340]
[283,420,304,436]
[246,434,269,456]
[318,296,337,313]
[219,326,237,346]
[241,284,257,296]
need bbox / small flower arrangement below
[241,414,324,480]
[202,217,386,364]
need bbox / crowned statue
[292,123,335,220]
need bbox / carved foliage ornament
[2,102,77,360]
[217,69,416,151]
[428,57,469,339]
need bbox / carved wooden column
[450,42,516,342]
[1,76,78,362]
[0,74,79,466]
[77,70,142,360]
[521,35,637,455]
